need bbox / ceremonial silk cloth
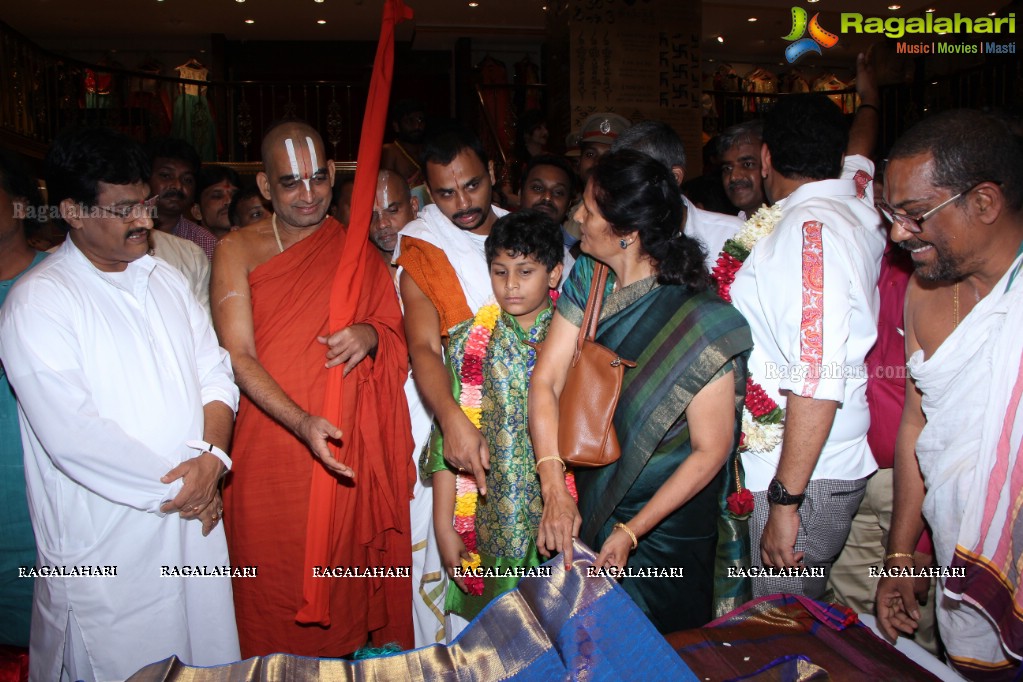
[127,542,696,681]
[668,594,942,681]
[225,216,415,656]
[559,255,754,631]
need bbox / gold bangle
[535,456,566,473]
[613,522,638,550]
[884,552,914,562]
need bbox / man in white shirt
[392,126,506,641]
[729,94,886,598]
[611,120,743,271]
[0,127,240,680]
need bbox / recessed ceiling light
[748,17,757,22]
[541,4,547,9]
[888,4,901,9]
[315,0,325,3]
[235,0,245,3]
[716,35,725,43]
[317,19,326,24]
[468,1,479,6]
[989,11,997,15]
[925,7,936,12]
[806,0,819,4]
[244,18,255,24]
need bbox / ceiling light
[244,18,255,24]
[468,1,479,6]
[235,0,245,3]
[925,7,936,12]
[806,0,819,4]
[716,35,725,43]
[317,19,326,24]
[888,4,901,9]
[989,11,997,15]
[315,0,325,3]
[748,17,757,22]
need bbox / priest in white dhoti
[876,109,1023,682]
[0,127,240,681]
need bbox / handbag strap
[574,262,609,366]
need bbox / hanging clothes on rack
[742,67,777,114]
[128,59,172,139]
[812,72,852,113]
[477,55,512,155]
[781,68,811,94]
[172,59,217,161]
[514,55,542,113]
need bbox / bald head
[257,121,335,229]
[371,169,418,254]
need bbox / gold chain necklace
[953,281,959,328]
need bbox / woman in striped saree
[530,149,753,632]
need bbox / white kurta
[0,238,240,681]
[393,203,508,317]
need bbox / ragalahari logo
[783,7,839,63]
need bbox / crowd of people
[1,51,1022,682]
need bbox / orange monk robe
[224,216,415,657]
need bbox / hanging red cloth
[296,0,416,648]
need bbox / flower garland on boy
[453,295,577,595]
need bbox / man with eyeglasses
[875,110,1023,680]
[728,61,887,601]
[0,127,240,679]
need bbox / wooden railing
[0,21,365,163]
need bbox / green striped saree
[558,255,753,632]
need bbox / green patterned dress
[421,300,553,621]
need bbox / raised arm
[210,235,353,477]
[400,270,490,494]
[847,52,880,160]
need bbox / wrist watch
[767,478,805,506]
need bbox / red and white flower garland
[711,204,786,455]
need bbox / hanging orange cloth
[295,0,416,651]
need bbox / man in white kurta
[0,127,240,680]
[393,128,507,643]
[729,94,885,599]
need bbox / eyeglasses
[877,183,981,234]
[91,197,157,223]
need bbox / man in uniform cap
[564,112,630,246]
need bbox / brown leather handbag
[558,262,636,467]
